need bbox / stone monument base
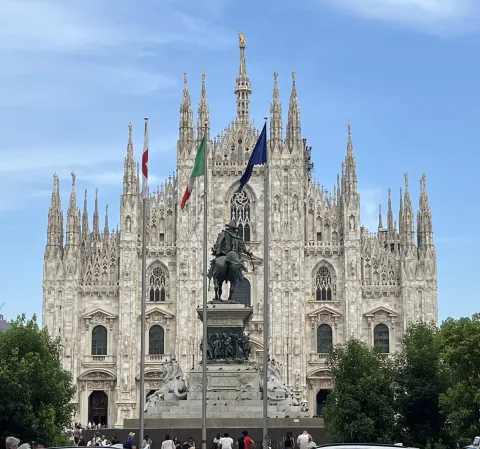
[142,301,309,421]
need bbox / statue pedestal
[196,300,253,333]
[142,301,308,420]
[188,364,262,401]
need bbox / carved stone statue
[264,359,300,405]
[207,221,252,301]
[349,215,356,231]
[144,359,188,410]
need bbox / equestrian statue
[207,220,253,301]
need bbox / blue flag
[237,123,267,192]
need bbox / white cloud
[0,0,234,107]
[0,135,177,174]
[0,0,234,55]
[0,133,177,212]
[322,0,480,34]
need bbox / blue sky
[0,0,478,323]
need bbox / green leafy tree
[439,314,480,441]
[323,338,395,443]
[0,314,76,446]
[394,322,450,449]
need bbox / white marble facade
[42,37,437,426]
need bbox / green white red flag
[180,137,206,209]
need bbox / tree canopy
[0,314,75,446]
[394,322,449,448]
[440,314,480,442]
[323,338,396,444]
[323,318,480,448]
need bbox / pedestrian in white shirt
[296,431,310,449]
[219,433,233,449]
[161,435,176,449]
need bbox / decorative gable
[307,306,342,329]
[78,369,117,381]
[143,307,174,327]
[83,308,116,330]
[364,306,397,328]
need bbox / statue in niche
[349,215,356,231]
[201,332,251,363]
[350,259,356,278]
[408,260,415,278]
[126,216,132,232]
[125,260,131,276]
[207,221,253,301]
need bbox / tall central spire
[234,32,252,124]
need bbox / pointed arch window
[317,324,333,354]
[149,266,167,302]
[315,266,334,301]
[91,325,107,356]
[149,325,165,355]
[374,324,390,353]
[230,191,251,242]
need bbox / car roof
[316,445,419,449]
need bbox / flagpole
[262,116,269,449]
[139,117,149,446]
[201,123,209,449]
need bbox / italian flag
[180,137,206,210]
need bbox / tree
[0,314,75,446]
[323,338,395,443]
[394,322,450,449]
[439,314,480,442]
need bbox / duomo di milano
[42,36,437,426]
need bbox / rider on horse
[208,220,252,280]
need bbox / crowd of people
[3,429,317,449]
[4,437,46,449]
[120,430,316,449]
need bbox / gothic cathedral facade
[42,38,438,426]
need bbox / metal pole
[139,199,147,443]
[201,125,209,449]
[139,117,149,446]
[262,116,269,449]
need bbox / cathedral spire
[65,172,81,252]
[269,71,283,153]
[341,122,358,195]
[45,173,63,260]
[387,187,394,233]
[93,188,100,240]
[197,72,210,142]
[104,204,109,238]
[123,122,137,195]
[234,32,251,124]
[401,173,415,250]
[417,173,433,251]
[82,189,89,239]
[179,71,194,151]
[378,204,383,230]
[286,71,302,152]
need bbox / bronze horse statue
[208,250,247,301]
